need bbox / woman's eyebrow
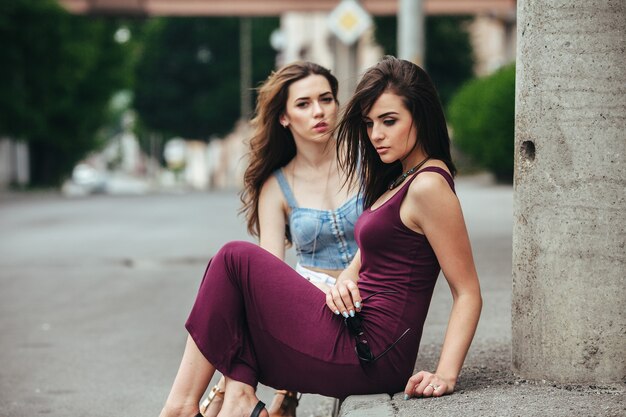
[294,91,333,102]
[364,111,399,119]
[376,111,399,118]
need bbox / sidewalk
[339,351,624,416]
[338,176,625,416]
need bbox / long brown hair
[240,62,339,237]
[336,56,456,208]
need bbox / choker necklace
[388,157,430,190]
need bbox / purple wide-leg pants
[185,241,408,399]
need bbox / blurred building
[60,1,517,78]
[54,0,517,192]
[469,12,517,76]
[274,3,516,85]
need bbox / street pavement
[0,189,335,417]
[1,176,622,417]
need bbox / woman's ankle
[221,379,265,415]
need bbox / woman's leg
[160,336,216,417]
[217,378,269,417]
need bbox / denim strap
[274,169,298,208]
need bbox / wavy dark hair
[336,56,456,208]
[240,62,339,237]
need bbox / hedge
[447,63,516,182]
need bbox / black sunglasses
[343,290,411,364]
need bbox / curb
[337,394,394,417]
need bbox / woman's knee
[218,240,259,258]
[215,241,265,269]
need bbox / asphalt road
[0,189,338,417]
[0,175,514,417]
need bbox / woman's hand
[326,251,362,317]
[403,371,455,399]
[325,278,361,318]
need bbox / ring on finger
[428,383,439,390]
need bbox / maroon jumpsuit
[185,167,455,399]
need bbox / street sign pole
[398,0,425,66]
[327,0,372,102]
[240,17,253,120]
[333,40,358,103]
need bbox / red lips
[313,121,329,133]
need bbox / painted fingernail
[342,311,349,318]
[404,394,410,400]
[355,301,361,308]
[349,310,355,317]
[334,310,340,315]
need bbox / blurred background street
[10,1,614,416]
[0,188,335,416]
[2,1,625,416]
[0,5,517,412]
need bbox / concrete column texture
[513,0,625,383]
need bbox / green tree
[134,17,278,140]
[447,64,516,182]
[0,0,131,186]
[373,15,474,106]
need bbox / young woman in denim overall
[159,57,482,417]
[197,62,362,417]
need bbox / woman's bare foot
[218,379,268,417]
[159,400,199,417]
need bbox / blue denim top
[274,169,363,270]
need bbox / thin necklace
[388,157,430,190]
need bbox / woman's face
[363,91,418,165]
[280,74,338,144]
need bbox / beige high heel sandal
[198,384,225,417]
[269,390,300,417]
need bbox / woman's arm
[257,176,289,260]
[403,172,483,397]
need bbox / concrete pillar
[513,0,625,383]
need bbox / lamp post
[398,0,425,66]
[240,17,252,119]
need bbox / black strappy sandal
[195,399,264,417]
[250,401,266,417]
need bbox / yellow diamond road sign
[328,0,372,45]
